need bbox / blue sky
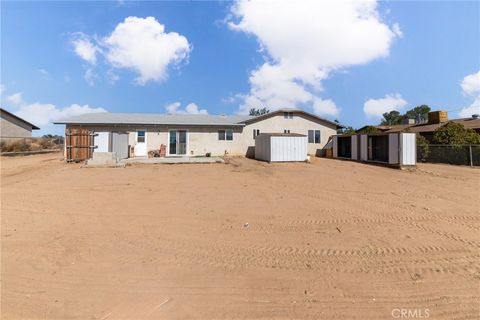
[1,1,479,135]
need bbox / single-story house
[54,108,342,158]
[0,108,40,141]
[357,111,480,141]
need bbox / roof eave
[53,121,246,127]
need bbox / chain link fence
[417,144,480,166]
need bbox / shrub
[432,122,480,145]
[416,134,430,162]
[357,126,381,134]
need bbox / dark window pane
[226,130,233,140]
[315,130,320,143]
[137,131,146,143]
[308,130,314,143]
[169,130,176,154]
[218,130,225,140]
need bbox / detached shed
[255,133,308,162]
[332,132,416,167]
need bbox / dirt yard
[1,153,479,319]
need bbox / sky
[1,0,479,136]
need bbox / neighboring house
[357,111,480,141]
[54,108,341,158]
[0,108,40,140]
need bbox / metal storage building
[255,133,308,162]
[333,132,416,167]
[93,131,129,160]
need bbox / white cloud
[103,16,191,84]
[363,93,407,118]
[461,71,480,96]
[15,103,106,128]
[165,102,208,115]
[228,0,400,116]
[37,69,49,76]
[313,98,341,117]
[71,17,191,85]
[459,71,480,117]
[84,68,97,86]
[5,92,106,134]
[459,97,480,118]
[106,69,120,84]
[6,92,24,105]
[0,84,5,94]
[72,33,100,64]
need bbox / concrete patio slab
[121,156,225,165]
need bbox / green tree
[357,126,382,134]
[404,105,430,123]
[416,134,430,161]
[339,126,356,135]
[432,122,480,145]
[380,110,402,125]
[380,105,431,125]
[249,107,270,116]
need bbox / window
[284,129,290,133]
[253,129,260,139]
[219,129,233,141]
[284,112,293,119]
[137,130,145,143]
[218,130,225,140]
[308,130,321,144]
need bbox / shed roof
[0,108,40,130]
[258,133,307,137]
[357,117,480,134]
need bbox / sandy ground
[1,153,479,319]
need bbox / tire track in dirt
[149,237,479,277]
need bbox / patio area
[121,156,225,165]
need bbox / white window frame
[253,129,260,139]
[136,130,146,143]
[283,112,293,119]
[308,129,321,144]
[219,129,233,141]
[167,129,189,156]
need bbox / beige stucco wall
[66,113,337,157]
[0,113,33,139]
[242,113,337,156]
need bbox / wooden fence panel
[65,129,94,162]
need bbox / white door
[135,130,147,156]
[94,132,110,152]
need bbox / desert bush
[0,137,62,152]
[432,122,480,145]
[416,134,430,162]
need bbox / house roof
[53,108,343,128]
[54,112,254,127]
[357,117,480,134]
[243,108,343,128]
[0,108,40,130]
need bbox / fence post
[469,145,473,167]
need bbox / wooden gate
[65,129,94,162]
